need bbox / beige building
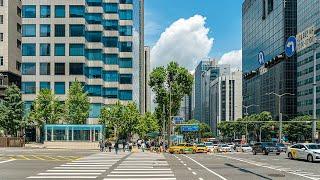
[0,0,22,98]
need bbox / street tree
[136,112,159,139]
[65,81,90,124]
[284,115,312,142]
[0,85,24,136]
[149,61,193,136]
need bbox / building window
[22,5,36,18]
[55,82,65,94]
[104,71,118,82]
[119,74,132,84]
[85,49,102,61]
[54,63,65,75]
[22,82,36,94]
[86,67,102,79]
[69,24,84,37]
[0,0,3,6]
[104,88,118,98]
[69,63,84,75]
[103,20,118,30]
[85,31,101,42]
[85,13,102,24]
[119,42,132,52]
[17,23,22,33]
[0,15,3,24]
[40,82,50,90]
[17,39,21,49]
[40,63,50,75]
[86,85,102,96]
[119,26,132,36]
[119,10,132,20]
[22,24,36,37]
[54,43,65,56]
[119,90,132,100]
[22,43,36,56]
[103,37,118,47]
[17,7,22,17]
[89,103,102,118]
[16,61,21,71]
[55,5,65,18]
[86,0,102,6]
[69,44,84,56]
[69,5,85,18]
[0,79,3,86]
[40,24,50,37]
[119,58,132,68]
[40,43,51,56]
[268,0,273,14]
[55,24,65,37]
[105,54,118,65]
[22,63,36,75]
[103,3,118,13]
[0,56,3,66]
[40,5,50,18]
[0,33,3,41]
[119,0,133,4]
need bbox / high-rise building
[209,71,243,135]
[0,0,22,98]
[242,0,297,119]
[140,46,151,113]
[194,60,217,122]
[296,0,320,117]
[21,0,143,124]
[178,95,192,121]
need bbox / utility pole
[266,92,294,143]
[312,40,320,143]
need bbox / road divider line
[183,155,228,180]
[0,159,15,164]
[27,176,97,179]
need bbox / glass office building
[21,0,143,124]
[296,0,320,117]
[242,0,297,118]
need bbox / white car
[287,143,320,162]
[204,142,214,152]
[218,144,231,152]
[236,144,252,152]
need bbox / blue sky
[145,0,243,58]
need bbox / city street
[1,148,320,180]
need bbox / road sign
[181,125,199,132]
[258,51,265,65]
[297,26,316,52]
[172,116,185,124]
[285,36,297,57]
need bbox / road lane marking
[187,167,192,171]
[183,155,228,180]
[54,166,110,169]
[0,159,15,164]
[104,178,176,180]
[38,172,101,175]
[111,171,173,174]
[114,169,170,171]
[199,178,204,180]
[192,171,197,175]
[47,169,105,172]
[107,174,175,177]
[27,176,97,179]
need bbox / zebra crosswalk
[104,152,176,180]
[27,152,127,179]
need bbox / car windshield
[205,142,213,146]
[177,144,185,146]
[197,145,206,147]
[277,143,285,147]
[221,145,228,147]
[262,142,275,147]
[306,144,320,149]
[242,145,249,147]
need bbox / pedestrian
[99,140,104,152]
[128,141,133,152]
[104,140,108,152]
[108,141,112,152]
[141,141,146,152]
[123,141,127,152]
[114,142,119,154]
[137,139,142,149]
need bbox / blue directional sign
[181,125,199,132]
[285,36,297,58]
[172,116,185,124]
[258,51,265,65]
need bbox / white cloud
[151,15,214,71]
[219,49,242,71]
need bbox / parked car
[236,144,252,152]
[227,143,235,149]
[287,143,320,162]
[194,144,208,153]
[218,144,232,152]
[204,142,214,152]
[276,143,287,152]
[168,143,195,154]
[252,142,281,155]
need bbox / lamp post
[243,104,259,143]
[312,40,320,143]
[266,92,294,143]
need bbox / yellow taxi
[168,143,195,154]
[194,144,208,153]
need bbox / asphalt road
[1,148,319,180]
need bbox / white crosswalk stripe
[103,152,176,180]
[27,152,127,179]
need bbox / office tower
[209,71,243,135]
[178,95,192,121]
[140,46,151,113]
[242,0,297,119]
[0,0,22,98]
[21,0,143,123]
[296,0,320,117]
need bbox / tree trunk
[36,126,41,143]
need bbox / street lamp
[265,92,295,143]
[242,104,259,143]
[312,39,320,143]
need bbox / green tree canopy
[0,85,24,136]
[65,81,90,124]
[137,112,159,139]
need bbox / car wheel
[170,151,173,154]
[307,154,314,163]
[180,149,184,154]
[263,150,268,155]
[288,152,293,159]
[193,150,196,154]
[276,153,280,155]
[253,150,257,155]
[242,149,244,153]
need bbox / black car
[252,142,281,155]
[276,143,287,152]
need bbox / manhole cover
[268,174,285,177]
